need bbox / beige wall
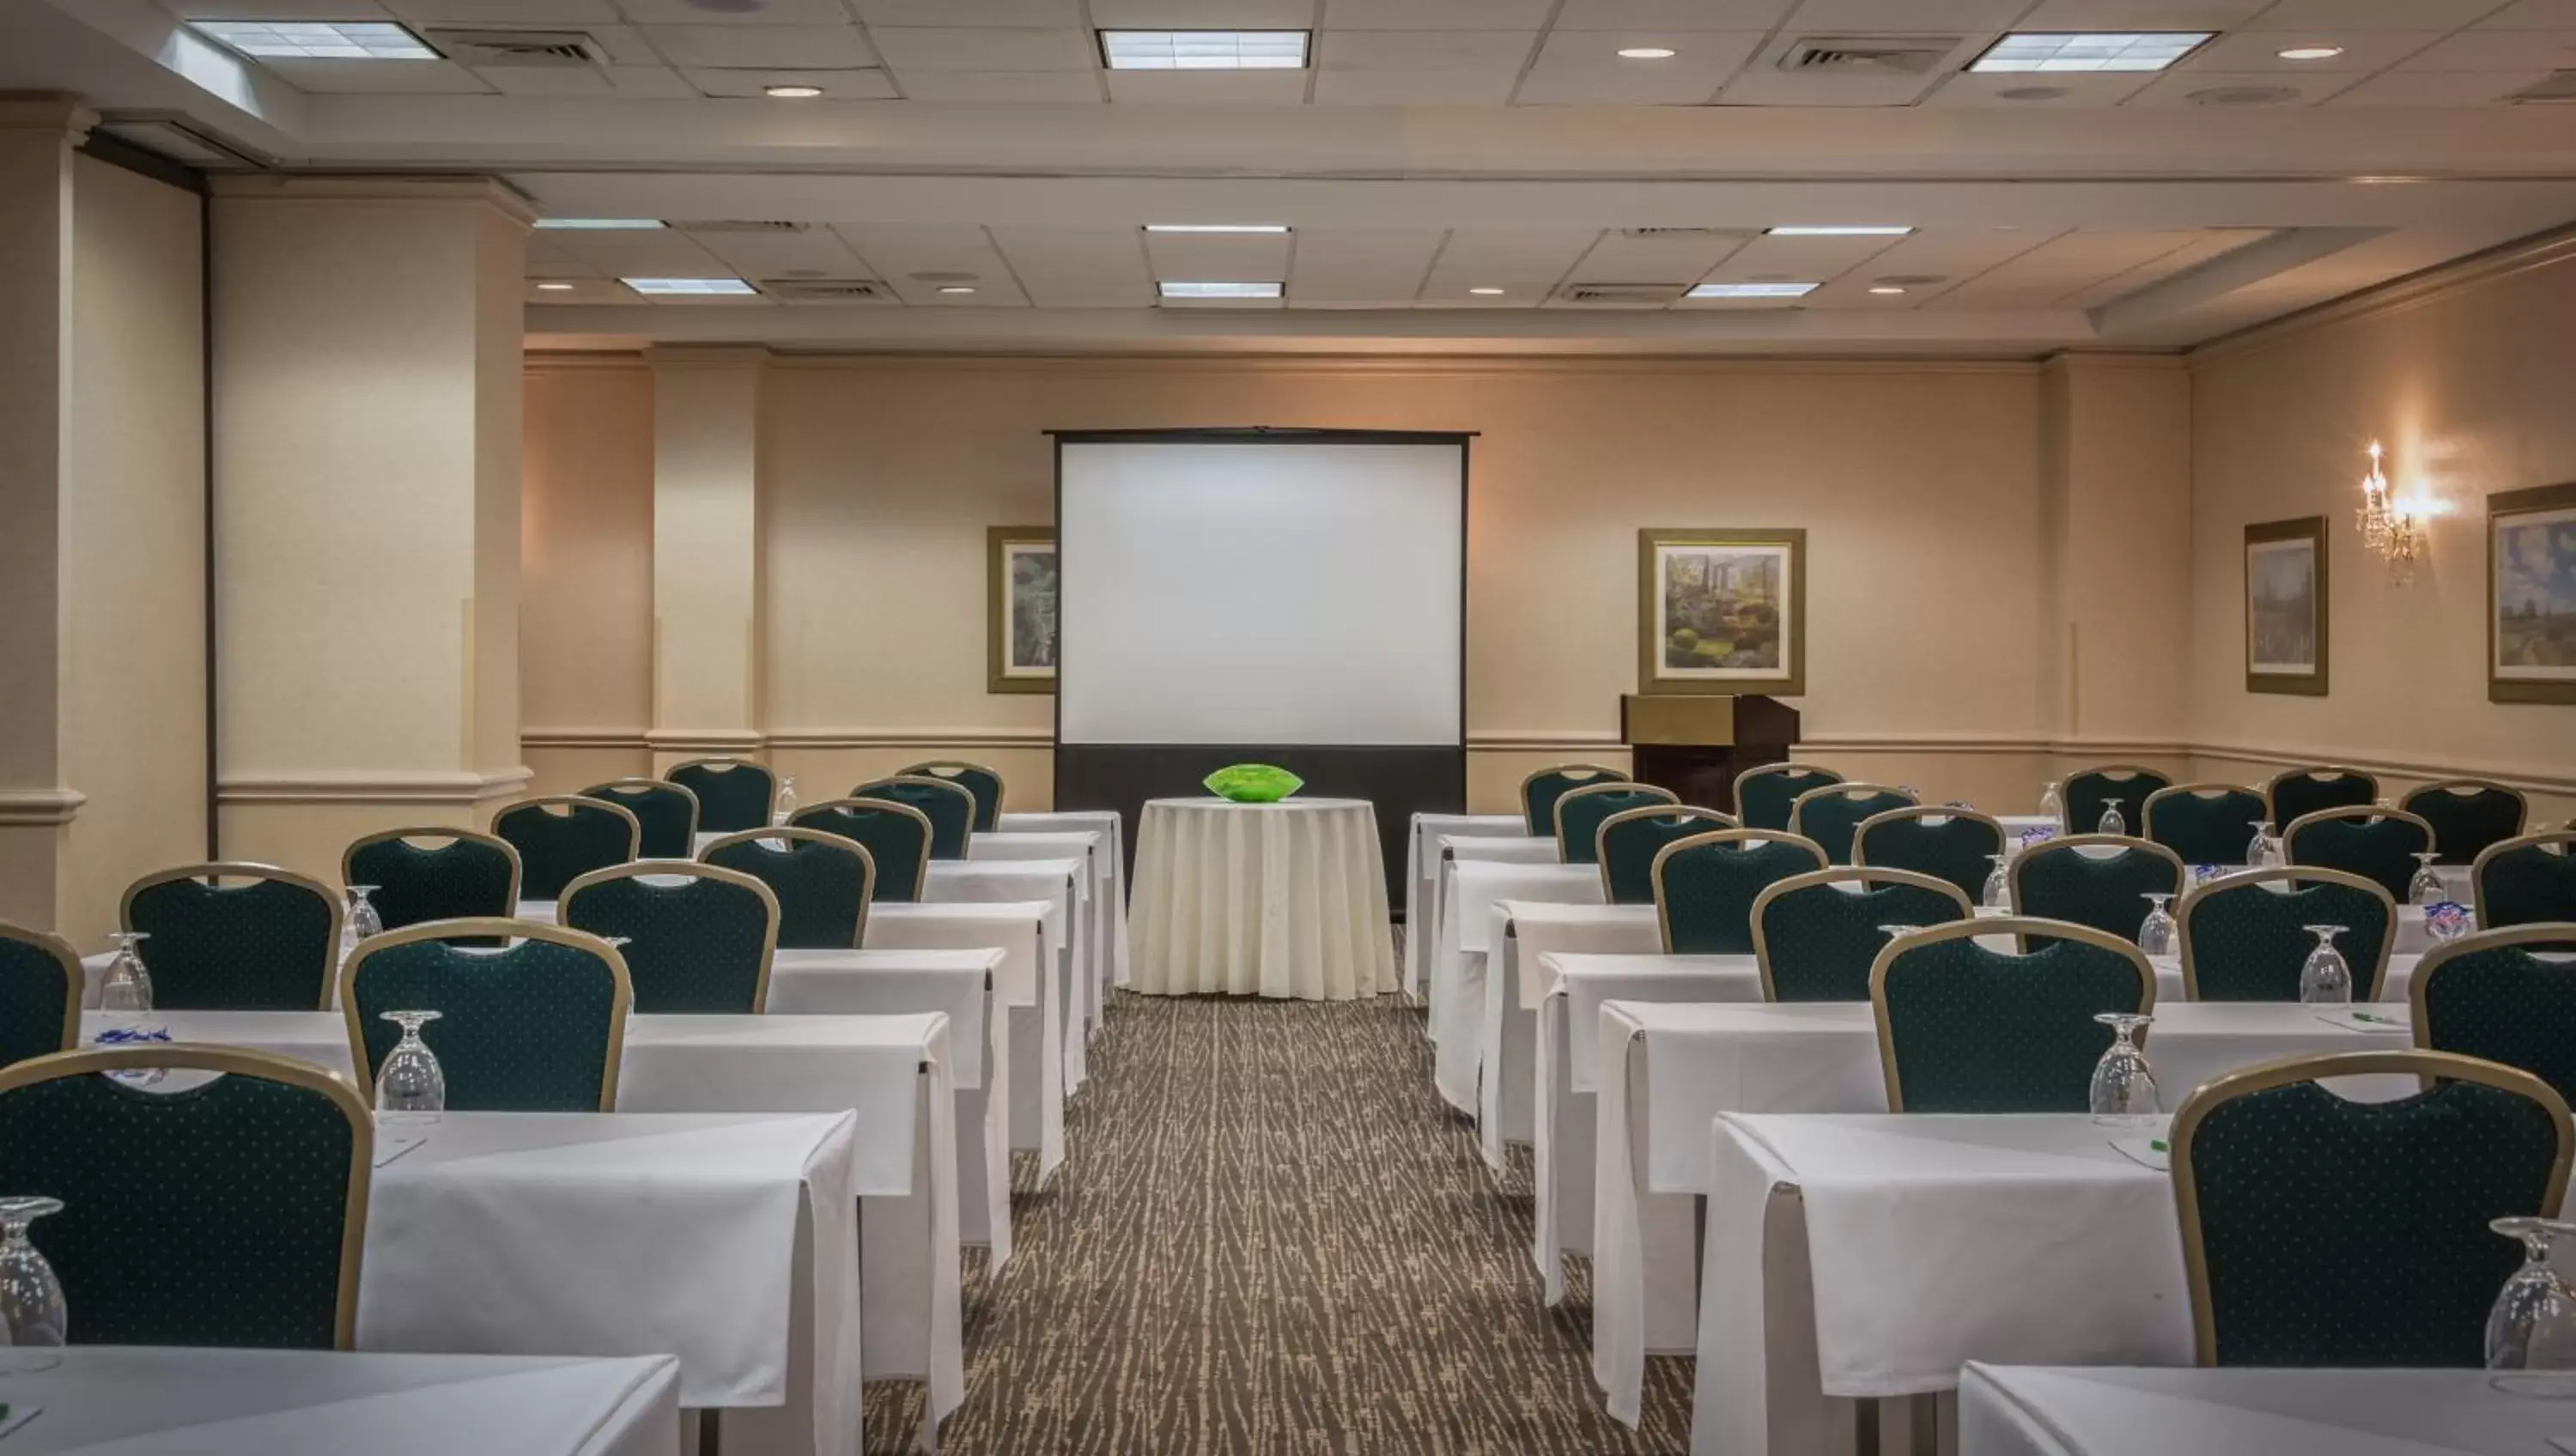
[522,358,653,792]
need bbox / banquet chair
[121,862,342,1010]
[701,827,878,949]
[789,798,933,901]
[2403,779,2528,865]
[1870,919,2153,1113]
[1651,830,1828,955]
[900,761,1005,833]
[489,796,641,902]
[2007,835,2185,949]
[1595,805,1736,904]
[2170,1049,2571,1368]
[668,756,777,834]
[343,828,521,933]
[1519,763,1627,838]
[0,1044,372,1349]
[2414,924,2576,1105]
[2177,867,2395,1002]
[1554,782,1680,866]
[1787,783,1919,865]
[580,778,702,859]
[2473,831,2576,932]
[1732,762,1843,834]
[343,920,632,1112]
[0,921,80,1070]
[1752,867,1971,1003]
[851,775,976,859]
[2282,805,2435,902]
[2266,766,2379,830]
[562,862,779,1014]
[1852,805,2005,904]
[2142,783,2269,867]
[2062,765,2174,837]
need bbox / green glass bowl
[1203,764,1304,804]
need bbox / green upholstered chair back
[2414,925,2576,1107]
[2283,806,2433,902]
[343,920,630,1112]
[1852,806,2005,904]
[667,757,776,834]
[121,864,342,1011]
[2008,835,2185,949]
[1652,831,1829,955]
[1596,806,1737,905]
[1733,763,1843,834]
[0,922,80,1071]
[2267,767,2379,830]
[1520,764,1626,837]
[788,799,933,902]
[2172,1050,2572,1368]
[1753,868,1972,1003]
[1555,783,1680,866]
[2143,784,2269,868]
[699,828,876,949]
[490,796,640,902]
[342,828,521,933]
[2063,766,2173,836]
[1871,919,2154,1113]
[0,1046,372,1350]
[900,761,1005,833]
[579,779,701,859]
[2475,834,2576,933]
[851,776,975,860]
[562,864,778,1014]
[2177,867,2396,1002]
[1788,784,1919,865]
[2403,780,2528,865]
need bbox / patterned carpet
[861,978,1693,1453]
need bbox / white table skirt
[969,833,1108,1044]
[1593,999,2415,1429]
[996,811,1132,998]
[1131,797,1394,1000]
[2,1347,682,1456]
[1959,1364,2563,1456]
[1404,812,1526,998]
[918,859,1090,1092]
[1431,860,1600,1112]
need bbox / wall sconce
[2355,440,2433,585]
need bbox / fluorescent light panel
[535,218,665,230]
[1102,30,1309,70]
[1766,225,1913,237]
[1970,32,2214,73]
[1145,224,1291,234]
[188,21,438,60]
[623,277,756,295]
[1159,281,1282,299]
[1687,282,1818,299]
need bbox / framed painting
[2244,516,2328,696]
[2490,481,2576,704]
[987,525,1057,695]
[1637,528,1806,697]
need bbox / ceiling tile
[1922,70,2159,104]
[988,226,1154,307]
[1286,228,1447,306]
[1316,30,1537,70]
[2396,28,2576,69]
[526,277,629,303]
[1417,228,1599,302]
[866,26,1095,70]
[2122,68,2362,105]
[1777,0,2032,30]
[540,232,732,276]
[611,0,855,21]
[254,58,494,92]
[2260,0,2515,27]
[1716,64,1947,106]
[167,0,392,15]
[1312,70,1521,102]
[387,0,620,21]
[1550,0,1796,27]
[641,24,874,68]
[2056,228,2269,308]
[849,0,1084,21]
[1801,228,2058,305]
[2324,68,2547,103]
[684,67,898,97]
[668,228,866,277]
[1516,31,1762,103]
[1696,232,1907,285]
[480,63,698,96]
[895,70,1105,101]
[1143,230,1296,278]
[1104,71,1311,101]
[2184,29,2445,70]
[1322,0,1556,30]
[1090,0,1314,23]
[1928,230,2202,307]
[834,224,1030,305]
[1564,229,1751,283]
[2479,0,2576,26]
[2012,0,2266,27]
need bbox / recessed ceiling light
[1970,32,2215,74]
[1158,281,1283,299]
[1617,46,1677,59]
[534,218,665,231]
[2189,85,2297,106]
[535,282,576,291]
[1868,285,1908,295]
[1687,282,1818,300]
[1468,287,1507,295]
[1996,85,2069,101]
[187,20,439,60]
[623,277,757,296]
[2275,45,2345,62]
[937,285,977,294]
[1766,225,1914,237]
[1101,30,1309,70]
[762,83,823,98]
[1145,224,1291,234]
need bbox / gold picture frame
[1637,528,1806,696]
[2489,481,2576,705]
[2244,515,2328,696]
[987,525,1056,695]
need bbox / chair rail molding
[642,728,767,754]
[0,788,86,827]
[765,727,1054,749]
[216,767,534,805]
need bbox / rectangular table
[920,858,1091,1092]
[1402,812,1526,999]
[996,810,1131,1003]
[1959,1364,2562,1456]
[1430,859,1600,1113]
[1,1346,683,1456]
[1593,999,2413,1428]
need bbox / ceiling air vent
[675,220,812,234]
[1619,227,1734,240]
[1556,283,1684,306]
[761,279,892,303]
[1777,37,1959,76]
[425,29,602,67]
[2508,70,2576,104]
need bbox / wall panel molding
[0,789,86,826]
[216,767,532,805]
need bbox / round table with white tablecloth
[1130,797,1394,1000]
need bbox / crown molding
[2192,220,2576,363]
[0,788,87,827]
[0,94,97,141]
[757,352,2044,379]
[208,173,539,228]
[217,767,532,805]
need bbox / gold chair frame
[698,826,879,946]
[1647,828,1829,955]
[489,795,643,863]
[1751,866,1971,1004]
[2264,766,2380,826]
[1552,780,1680,861]
[787,798,937,901]
[2471,830,2576,927]
[850,775,981,855]
[2004,834,2188,943]
[1591,804,1737,900]
[2059,764,2174,834]
[0,919,83,1056]
[119,862,345,1010]
[2140,782,2266,852]
[339,918,634,1113]
[341,827,524,911]
[580,778,703,850]
[2173,865,2396,1003]
[560,860,781,1014]
[1867,917,2154,1113]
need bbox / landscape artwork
[2244,517,2327,696]
[2491,483,2576,703]
[988,526,1057,694]
[1637,529,1807,696]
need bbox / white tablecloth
[920,858,1090,1092]
[1403,812,1527,998]
[1959,1364,2566,1456]
[1,1347,682,1456]
[1431,860,1601,1111]
[1593,1000,2411,1428]
[1131,797,1394,1000]
[998,810,1132,996]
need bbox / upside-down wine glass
[2039,780,2063,822]
[342,884,383,961]
[0,1195,66,1373]
[97,931,150,1014]
[1983,853,2011,911]
[2138,894,2178,958]
[774,774,799,825]
[2246,822,2276,869]
[376,1010,446,1125]
[2409,852,2447,907]
[2299,925,2353,1004]
[2097,798,2126,836]
[2489,1217,2576,1393]
[2089,1013,2158,1127]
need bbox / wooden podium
[1619,694,1801,814]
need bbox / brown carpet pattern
[862,980,1692,1453]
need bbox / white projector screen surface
[1058,440,1465,746]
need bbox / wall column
[212,175,531,883]
[647,345,766,770]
